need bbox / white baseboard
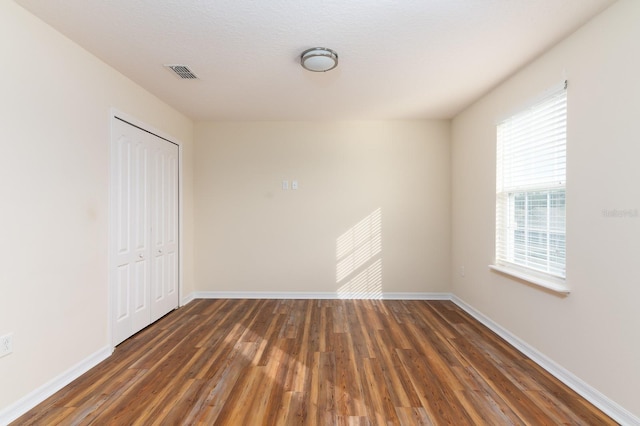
[383,292,452,300]
[183,291,452,301]
[0,346,112,426]
[451,295,639,426]
[180,291,197,306]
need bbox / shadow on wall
[336,208,383,299]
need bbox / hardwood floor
[13,299,616,425]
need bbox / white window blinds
[497,82,567,192]
[496,82,567,279]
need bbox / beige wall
[0,1,194,412]
[452,0,640,417]
[194,121,450,296]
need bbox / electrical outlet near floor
[0,333,13,358]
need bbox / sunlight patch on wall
[336,208,383,299]
[337,258,382,299]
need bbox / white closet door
[111,119,152,345]
[150,136,179,322]
[111,117,179,346]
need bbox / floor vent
[164,65,198,79]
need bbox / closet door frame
[108,109,183,349]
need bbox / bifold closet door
[149,132,179,323]
[111,118,179,346]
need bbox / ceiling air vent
[164,64,198,79]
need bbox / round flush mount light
[300,47,338,72]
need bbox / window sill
[489,264,570,295]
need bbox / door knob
[138,253,144,259]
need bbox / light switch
[292,180,298,190]
[282,180,289,190]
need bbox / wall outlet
[459,266,465,277]
[0,333,13,358]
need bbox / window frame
[492,81,569,294]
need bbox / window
[495,82,567,284]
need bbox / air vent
[164,64,198,79]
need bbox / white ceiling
[17,0,615,121]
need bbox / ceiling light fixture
[300,47,338,72]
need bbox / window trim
[489,264,570,295]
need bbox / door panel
[111,117,179,345]
[150,138,179,322]
[131,255,149,333]
[115,264,130,322]
[112,125,147,345]
[116,136,131,256]
[167,251,177,295]
[134,141,149,252]
[153,255,164,303]
[129,135,151,336]
[111,120,151,344]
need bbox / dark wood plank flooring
[12,299,616,425]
